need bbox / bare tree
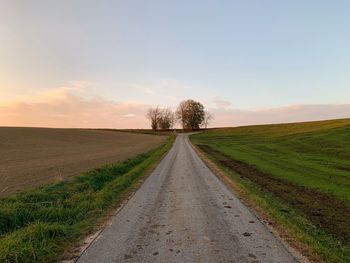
[176,99,205,130]
[176,100,187,129]
[158,108,175,130]
[146,106,161,131]
[202,111,213,129]
[148,101,207,131]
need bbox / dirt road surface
[78,134,297,263]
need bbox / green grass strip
[190,119,350,263]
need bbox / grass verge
[0,136,174,263]
[190,119,350,263]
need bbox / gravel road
[77,134,297,263]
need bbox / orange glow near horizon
[1,84,350,129]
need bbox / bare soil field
[0,127,167,196]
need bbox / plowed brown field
[0,127,166,196]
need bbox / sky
[1,0,350,128]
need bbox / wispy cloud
[122,113,136,118]
[126,79,192,105]
[209,99,232,109]
[0,82,151,128]
[209,104,350,127]
[0,82,349,128]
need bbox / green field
[191,119,350,263]
[0,137,173,263]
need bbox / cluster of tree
[146,99,213,131]
[146,107,175,131]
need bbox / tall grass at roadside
[0,137,173,263]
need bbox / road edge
[188,138,311,263]
[61,136,176,263]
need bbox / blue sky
[1,1,350,127]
